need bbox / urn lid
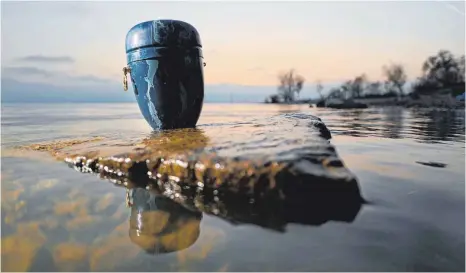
[125,19,202,53]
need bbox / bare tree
[457,55,465,83]
[334,74,367,100]
[412,51,464,95]
[351,74,367,98]
[367,81,382,95]
[327,88,343,99]
[277,69,305,103]
[316,80,324,100]
[383,63,407,97]
[340,80,353,100]
[422,50,462,87]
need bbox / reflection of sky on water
[1,158,226,272]
[1,103,464,271]
[320,107,465,143]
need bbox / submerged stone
[28,113,365,231]
[13,113,364,232]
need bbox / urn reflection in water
[124,20,205,130]
[128,187,202,254]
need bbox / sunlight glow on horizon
[1,1,464,86]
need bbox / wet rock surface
[19,113,364,231]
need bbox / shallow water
[1,103,465,272]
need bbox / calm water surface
[1,103,465,271]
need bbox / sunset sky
[1,1,464,102]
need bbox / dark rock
[313,100,368,109]
[416,161,447,168]
[326,101,368,109]
[316,100,326,107]
[60,113,365,231]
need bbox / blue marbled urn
[125,20,204,130]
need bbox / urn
[124,20,205,130]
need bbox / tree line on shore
[265,49,465,104]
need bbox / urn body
[125,20,204,130]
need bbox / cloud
[2,66,113,84]
[2,66,52,77]
[1,78,132,103]
[16,55,75,64]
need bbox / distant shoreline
[1,101,270,104]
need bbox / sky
[1,1,465,102]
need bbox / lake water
[1,103,465,272]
